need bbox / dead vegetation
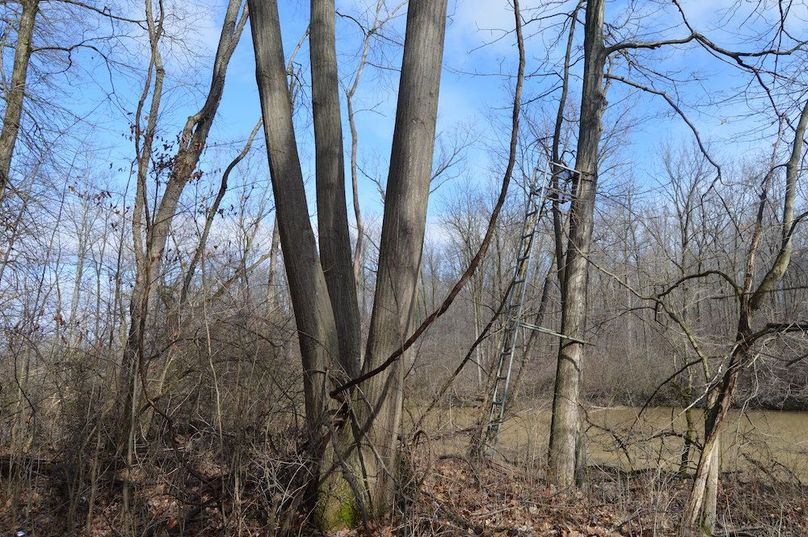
[2,425,806,536]
[2,0,808,535]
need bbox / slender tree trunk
[68,203,90,346]
[118,0,247,474]
[0,0,38,202]
[118,0,166,437]
[548,0,607,489]
[550,1,580,285]
[266,215,281,315]
[348,94,365,288]
[473,284,483,386]
[310,0,362,378]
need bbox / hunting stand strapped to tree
[482,161,587,454]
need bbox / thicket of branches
[1,0,807,535]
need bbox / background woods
[0,0,807,536]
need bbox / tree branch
[330,0,527,398]
[604,73,722,180]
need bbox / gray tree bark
[310,0,362,378]
[348,0,448,517]
[0,0,39,202]
[249,0,338,450]
[681,99,808,535]
[547,0,607,489]
[250,0,447,528]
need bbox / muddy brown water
[407,404,808,482]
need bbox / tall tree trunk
[252,0,447,528]
[251,1,355,524]
[548,0,606,489]
[118,0,166,444]
[249,0,338,453]
[310,0,362,378]
[550,1,580,285]
[0,0,39,202]
[347,0,448,518]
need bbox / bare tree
[0,0,38,202]
[681,99,808,536]
[249,0,344,525]
[548,0,607,488]
[546,0,720,488]
[118,0,247,522]
[311,0,362,378]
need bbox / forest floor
[398,454,807,536]
[3,402,807,535]
[2,448,806,536]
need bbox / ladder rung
[484,165,552,446]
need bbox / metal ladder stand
[484,164,550,446]
[483,161,583,450]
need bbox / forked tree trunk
[251,0,447,528]
[681,99,808,535]
[0,0,39,202]
[249,0,338,452]
[250,1,364,529]
[548,0,606,489]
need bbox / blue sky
[219,0,805,211]
[26,0,808,238]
